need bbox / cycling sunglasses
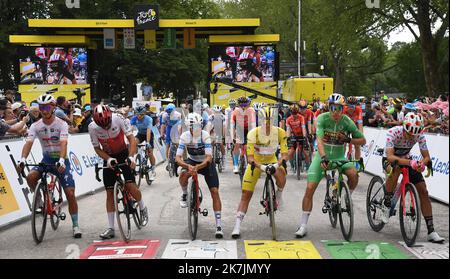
[239,103,249,108]
[39,104,54,112]
[330,105,343,112]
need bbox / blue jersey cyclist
[131,105,156,179]
[160,103,182,168]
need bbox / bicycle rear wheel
[400,183,421,247]
[296,147,302,180]
[31,182,48,244]
[326,176,338,228]
[50,176,63,231]
[132,201,142,230]
[135,154,142,188]
[187,180,198,240]
[267,178,277,240]
[338,181,354,241]
[366,176,386,232]
[114,183,132,242]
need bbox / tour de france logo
[69,151,83,176]
[136,8,157,25]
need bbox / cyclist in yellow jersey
[231,107,288,238]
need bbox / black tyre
[187,180,198,240]
[31,183,48,244]
[114,183,132,242]
[326,176,338,228]
[296,148,302,180]
[338,181,354,241]
[267,178,277,240]
[239,156,246,184]
[49,176,63,231]
[135,154,142,188]
[132,200,142,230]
[400,183,421,247]
[366,176,386,232]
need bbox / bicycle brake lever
[94,164,102,182]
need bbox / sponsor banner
[18,84,91,106]
[244,240,322,259]
[183,28,195,49]
[321,240,409,259]
[162,239,237,259]
[144,29,157,49]
[0,163,20,216]
[80,239,160,259]
[399,242,449,259]
[103,28,116,50]
[362,127,449,204]
[0,133,167,228]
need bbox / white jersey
[385,126,428,157]
[88,114,133,155]
[27,117,69,159]
[176,130,212,163]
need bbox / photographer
[55,96,74,125]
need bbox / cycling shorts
[181,159,219,189]
[136,132,154,149]
[103,149,136,190]
[307,153,356,184]
[32,156,75,189]
[242,162,286,192]
[382,157,425,185]
[235,127,249,145]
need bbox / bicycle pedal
[321,206,328,214]
[59,212,66,220]
[201,209,208,217]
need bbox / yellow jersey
[246,126,288,164]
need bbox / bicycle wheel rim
[267,178,277,240]
[133,204,142,230]
[400,183,421,247]
[326,178,338,228]
[366,176,386,232]
[136,154,142,188]
[296,148,301,180]
[114,183,132,242]
[50,177,62,231]
[187,180,198,240]
[338,182,354,241]
[31,183,48,244]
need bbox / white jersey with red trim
[27,117,69,159]
[88,114,132,155]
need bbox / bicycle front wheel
[338,181,354,241]
[31,183,48,244]
[400,183,421,247]
[326,176,338,228]
[50,176,63,231]
[135,154,142,188]
[239,156,246,184]
[296,148,302,180]
[187,180,198,240]
[366,176,386,232]
[267,178,277,240]
[114,183,132,242]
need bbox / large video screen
[209,45,277,82]
[19,47,88,85]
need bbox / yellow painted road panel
[244,240,322,259]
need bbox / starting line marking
[399,242,449,259]
[244,240,322,259]
[80,239,160,259]
[161,239,238,259]
[322,240,409,259]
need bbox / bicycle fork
[193,175,208,217]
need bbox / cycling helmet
[347,96,358,105]
[229,99,237,107]
[186,113,203,128]
[403,112,424,135]
[202,103,210,110]
[328,93,346,106]
[290,104,300,114]
[253,102,263,111]
[321,103,329,112]
[212,105,222,112]
[258,106,276,123]
[135,105,146,114]
[93,104,112,129]
[307,104,313,110]
[37,94,56,105]
[237,96,249,105]
[166,103,175,113]
[404,103,417,111]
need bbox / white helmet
[253,102,263,111]
[212,105,222,112]
[328,93,346,106]
[403,112,424,135]
[37,94,56,105]
[202,103,209,110]
[186,113,203,127]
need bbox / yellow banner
[18,84,91,106]
[244,240,322,259]
[210,81,277,107]
[183,28,196,49]
[0,164,20,217]
[144,30,157,49]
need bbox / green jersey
[316,112,364,159]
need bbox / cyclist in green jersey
[295,93,366,238]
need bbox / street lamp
[320,65,324,76]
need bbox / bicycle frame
[388,167,417,217]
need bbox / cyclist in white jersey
[382,112,445,243]
[88,105,148,239]
[17,94,82,238]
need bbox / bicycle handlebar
[94,162,129,182]
[18,162,60,178]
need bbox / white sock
[234,211,245,231]
[107,212,115,230]
[182,187,188,195]
[138,200,145,209]
[300,211,311,226]
[350,189,354,196]
[215,211,222,227]
[276,189,283,200]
